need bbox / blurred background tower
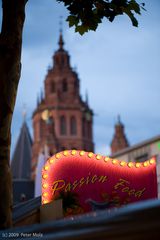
[31,32,94,179]
[110,115,129,154]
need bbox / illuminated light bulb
[49,158,54,164]
[88,152,93,158]
[104,157,110,162]
[43,174,48,179]
[96,155,101,160]
[143,161,149,167]
[135,163,141,168]
[150,158,155,164]
[43,192,48,197]
[120,161,126,166]
[128,162,134,168]
[44,165,49,171]
[42,183,48,189]
[71,150,77,155]
[80,151,85,156]
[63,150,68,156]
[43,200,49,204]
[112,159,118,164]
[56,153,61,159]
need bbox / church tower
[110,116,129,154]
[32,33,94,178]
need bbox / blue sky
[1,0,160,156]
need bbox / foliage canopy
[57,0,145,35]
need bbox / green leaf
[123,7,138,27]
[56,0,145,34]
[75,25,89,35]
[67,15,79,27]
[128,0,141,14]
[130,15,138,27]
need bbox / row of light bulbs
[41,150,156,204]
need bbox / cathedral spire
[58,16,64,50]
[58,32,64,50]
[22,104,27,122]
[53,31,70,69]
[11,121,32,179]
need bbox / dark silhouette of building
[110,115,129,154]
[31,32,94,179]
[11,120,34,204]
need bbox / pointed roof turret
[110,115,129,154]
[85,90,89,105]
[51,17,71,69]
[11,121,32,179]
[117,114,121,125]
[58,32,64,50]
[58,15,64,50]
[53,32,71,69]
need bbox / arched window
[60,116,66,135]
[62,79,67,92]
[51,82,56,93]
[70,116,77,135]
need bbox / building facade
[110,120,160,198]
[32,33,94,178]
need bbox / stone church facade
[31,33,94,178]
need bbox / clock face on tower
[41,110,50,121]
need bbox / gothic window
[60,116,67,135]
[62,79,67,92]
[51,82,56,93]
[70,116,77,135]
